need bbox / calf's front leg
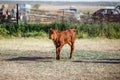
[56,45,63,60]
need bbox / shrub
[0,22,119,39]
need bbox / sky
[40,0,118,1]
[1,0,120,2]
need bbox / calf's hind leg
[69,43,74,59]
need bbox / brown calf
[49,29,76,60]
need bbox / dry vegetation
[0,38,120,80]
[0,38,119,52]
[39,5,103,13]
[29,5,104,23]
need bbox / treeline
[0,22,120,39]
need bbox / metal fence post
[16,4,19,24]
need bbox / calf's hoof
[56,57,60,60]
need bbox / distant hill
[0,1,120,6]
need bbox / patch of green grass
[0,50,31,56]
[0,49,120,61]
[74,50,120,60]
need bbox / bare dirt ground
[0,38,120,80]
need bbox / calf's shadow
[73,58,120,64]
[6,56,54,62]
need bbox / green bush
[0,28,8,36]
[0,22,120,39]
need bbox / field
[39,5,104,13]
[0,3,120,80]
[28,4,104,23]
[0,38,120,80]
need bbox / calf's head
[49,29,57,40]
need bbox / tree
[33,4,40,9]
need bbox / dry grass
[39,5,104,13]
[30,5,104,23]
[0,38,53,51]
[75,39,120,53]
[0,38,119,52]
[0,60,120,80]
[0,38,120,80]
